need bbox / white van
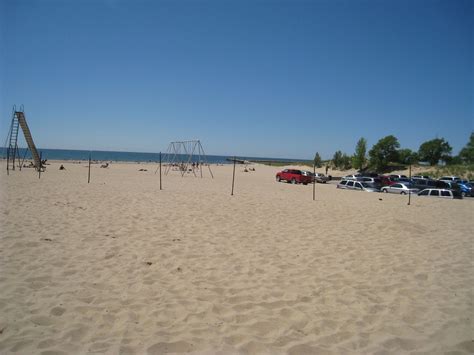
[417,189,462,199]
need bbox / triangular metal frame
[156,140,214,178]
[5,105,22,173]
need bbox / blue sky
[1,0,472,159]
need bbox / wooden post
[313,160,316,201]
[88,153,91,184]
[38,151,42,179]
[159,152,162,190]
[6,148,9,176]
[231,156,236,196]
[18,148,22,171]
[408,164,412,205]
[199,145,203,178]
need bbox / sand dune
[0,161,472,354]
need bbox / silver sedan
[381,183,419,195]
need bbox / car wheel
[461,191,466,197]
[291,178,296,184]
[383,189,388,193]
[276,176,281,182]
[401,191,406,195]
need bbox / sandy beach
[0,161,472,354]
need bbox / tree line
[313,132,474,173]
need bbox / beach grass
[417,164,474,180]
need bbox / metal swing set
[158,140,214,178]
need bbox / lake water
[0,148,309,165]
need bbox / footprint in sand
[37,338,57,349]
[147,341,195,354]
[30,315,55,326]
[50,306,66,316]
[40,350,68,355]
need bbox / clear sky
[1,0,473,159]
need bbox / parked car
[418,189,462,199]
[358,182,381,192]
[337,180,348,189]
[381,183,419,195]
[457,182,472,197]
[359,177,377,182]
[442,181,472,197]
[411,178,438,190]
[342,174,362,180]
[397,177,412,184]
[413,175,431,179]
[457,180,473,189]
[337,180,380,192]
[359,177,383,187]
[276,169,312,185]
[301,170,314,181]
[389,174,408,179]
[439,176,461,183]
[300,170,329,183]
[380,175,404,186]
[314,172,329,183]
[434,180,451,189]
[380,175,411,184]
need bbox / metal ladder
[5,106,42,173]
[6,106,21,171]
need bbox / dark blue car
[457,182,473,197]
[443,181,472,197]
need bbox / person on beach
[59,164,66,170]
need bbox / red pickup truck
[276,169,312,185]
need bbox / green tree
[313,152,322,168]
[341,153,352,170]
[459,132,474,164]
[418,138,452,165]
[397,148,418,165]
[332,150,343,169]
[444,155,463,165]
[368,135,400,172]
[352,137,367,170]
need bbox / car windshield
[361,183,373,188]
